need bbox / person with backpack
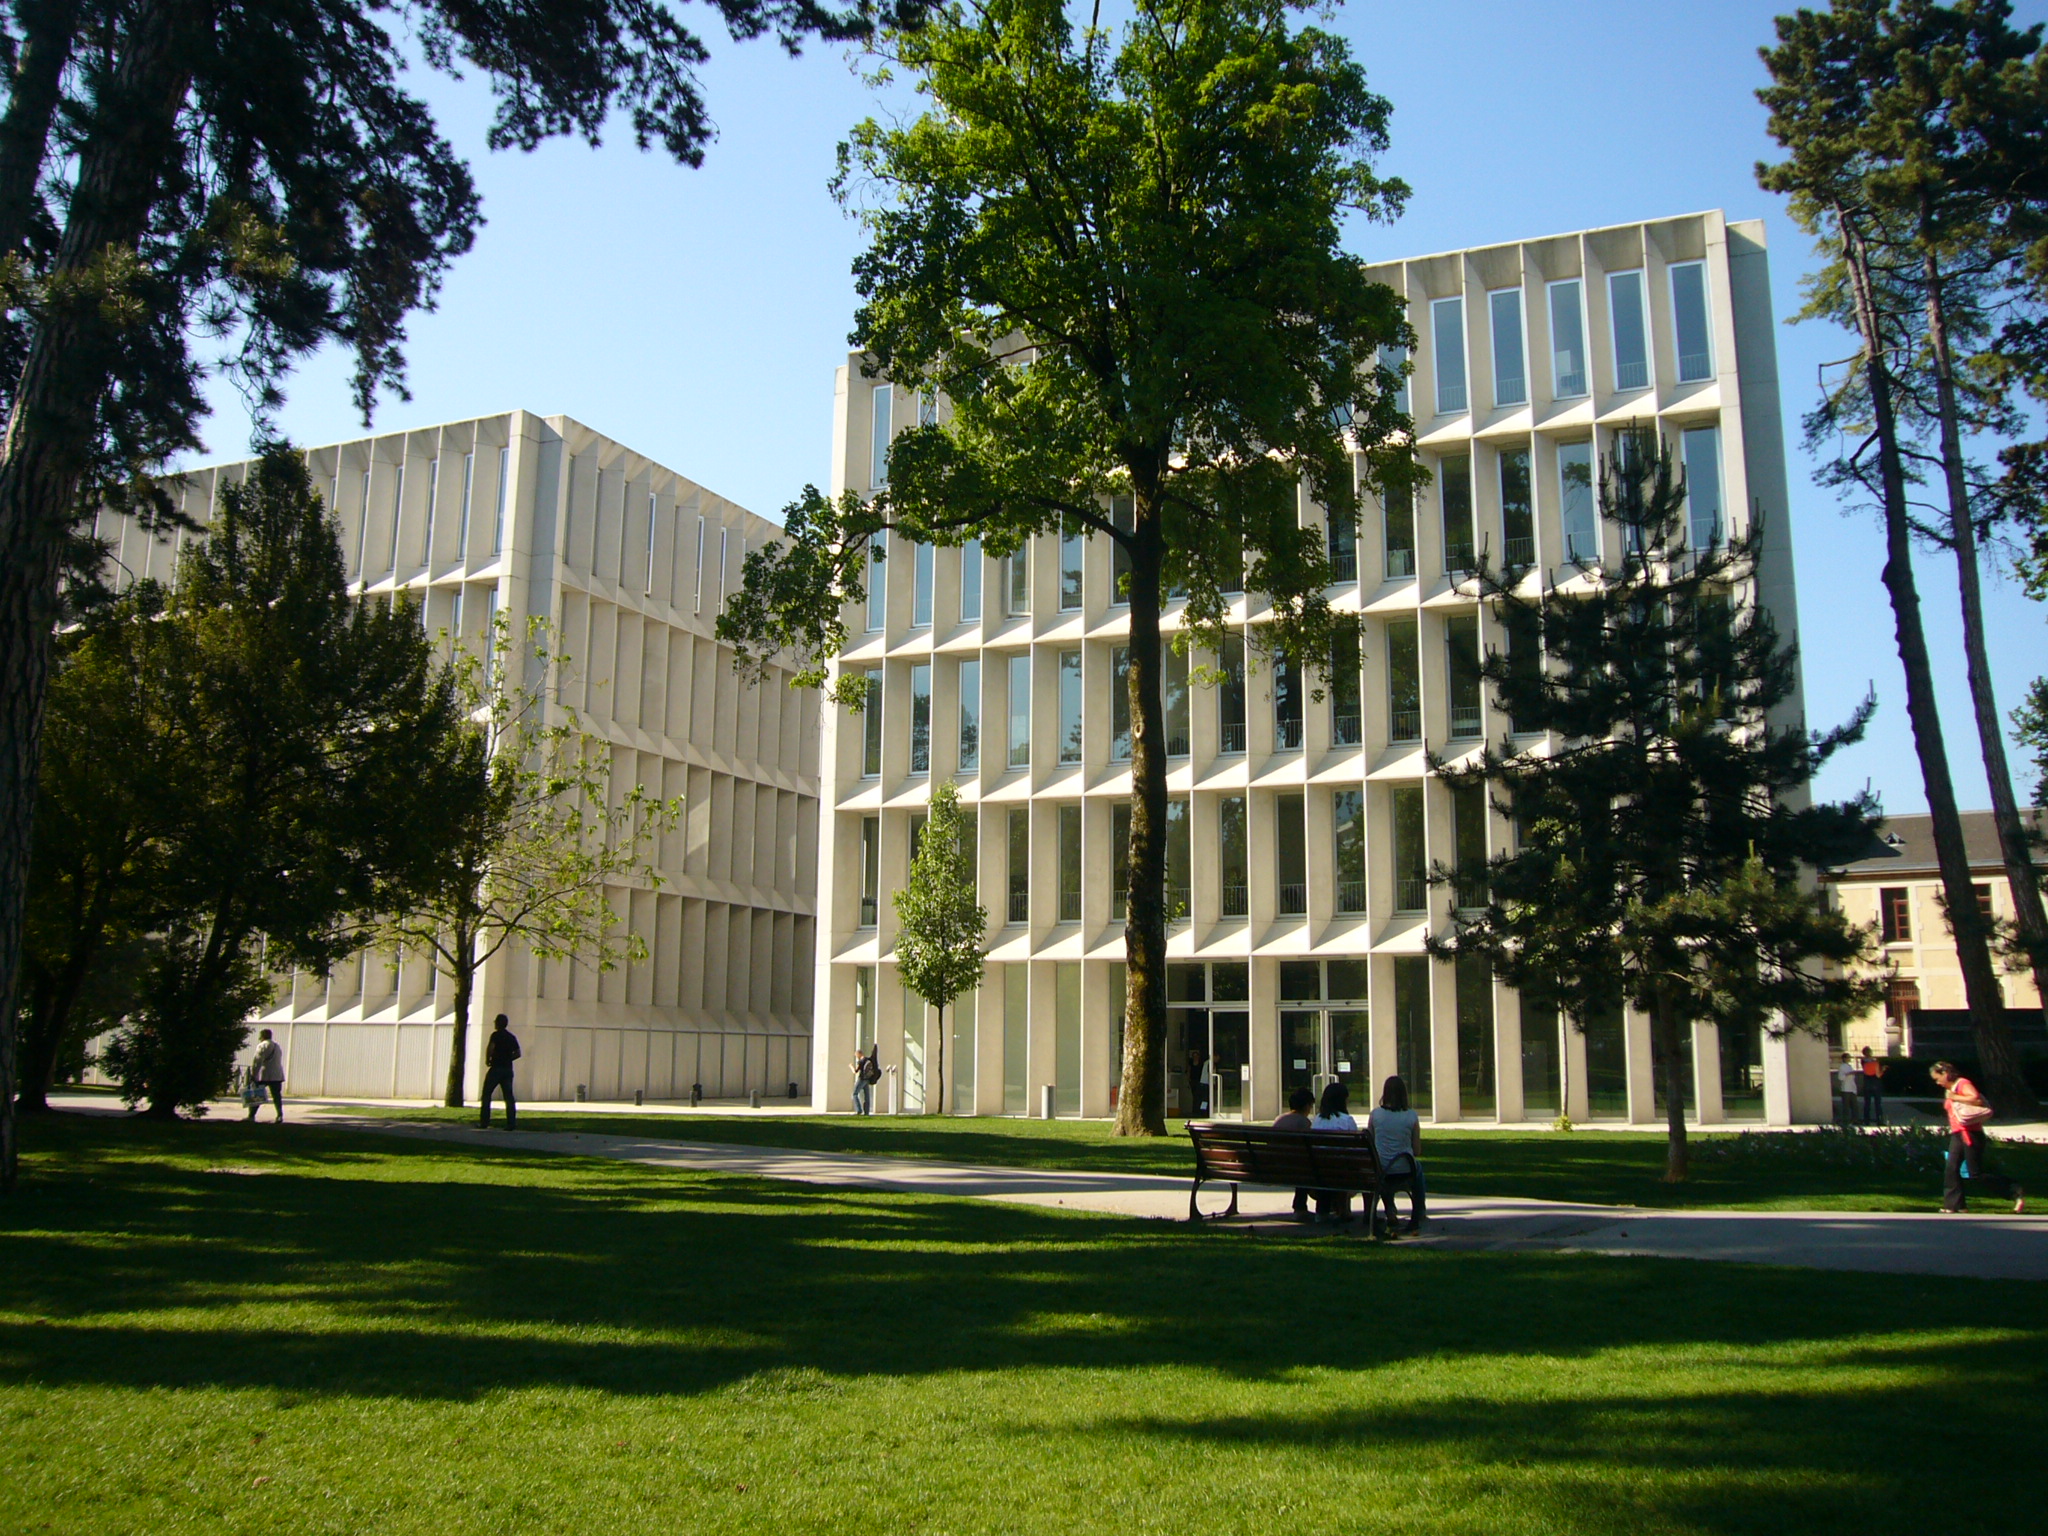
[479,1014,521,1129]
[246,1029,286,1122]
[1931,1061,2025,1214]
[852,1045,881,1116]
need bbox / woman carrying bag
[1931,1062,2025,1215]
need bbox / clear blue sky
[190,0,2048,816]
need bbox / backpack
[859,1055,881,1085]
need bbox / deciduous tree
[892,781,986,1116]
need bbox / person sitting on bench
[1273,1086,1317,1221]
[1368,1075,1427,1235]
[1310,1082,1360,1223]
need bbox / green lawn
[3,1112,2045,1536]
[360,1102,2048,1211]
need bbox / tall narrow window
[1330,620,1362,746]
[1057,648,1082,764]
[1392,784,1426,912]
[719,529,729,604]
[1276,792,1307,916]
[1328,503,1357,583]
[1440,454,1475,573]
[1111,495,1134,604]
[861,668,884,778]
[645,494,658,594]
[1451,779,1488,908]
[1272,650,1303,751]
[1384,479,1416,578]
[1559,442,1597,563]
[1609,269,1649,391]
[1111,646,1132,761]
[693,517,706,612]
[387,462,405,572]
[1060,519,1083,610]
[1058,805,1082,922]
[909,663,931,774]
[1379,344,1409,416]
[1549,278,1587,397]
[1446,615,1483,739]
[494,447,510,553]
[1218,634,1247,754]
[859,816,881,926]
[1007,807,1030,923]
[449,585,465,642]
[866,533,886,632]
[1333,789,1366,913]
[870,384,892,487]
[1505,606,1541,737]
[1682,425,1723,549]
[919,390,938,427]
[1111,802,1132,921]
[1164,646,1190,757]
[957,658,980,772]
[1008,541,1030,616]
[422,459,439,565]
[960,538,982,622]
[1387,618,1421,743]
[1456,955,1496,1117]
[912,540,934,626]
[1670,261,1712,382]
[1490,288,1525,406]
[1432,296,1467,414]
[1008,653,1031,769]
[1166,798,1191,919]
[458,451,475,560]
[1219,796,1248,918]
[1393,955,1433,1114]
[1880,887,1912,944]
[1500,447,1534,567]
[357,466,373,579]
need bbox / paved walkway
[269,1105,2048,1282]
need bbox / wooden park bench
[1184,1121,1410,1231]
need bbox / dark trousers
[1859,1080,1883,1124]
[480,1067,517,1128]
[1944,1132,2015,1211]
[1378,1156,1428,1231]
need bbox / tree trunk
[0,0,81,266]
[1115,494,1169,1136]
[1838,215,2034,1112]
[0,0,193,1188]
[444,955,473,1107]
[933,1000,945,1117]
[1923,243,2048,1092]
[1654,988,1689,1182]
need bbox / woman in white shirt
[1309,1082,1359,1221]
[1367,1075,1428,1234]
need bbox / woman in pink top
[1931,1062,2025,1215]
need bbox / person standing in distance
[480,1014,521,1129]
[852,1045,880,1116]
[247,1029,286,1122]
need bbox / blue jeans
[1379,1155,1427,1228]
[480,1067,516,1127]
[852,1079,873,1116]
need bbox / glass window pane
[1393,956,1432,1115]
[1058,804,1081,922]
[1055,963,1081,1115]
[1383,478,1415,578]
[1112,646,1132,761]
[1007,808,1029,924]
[1112,801,1131,920]
[1218,635,1247,753]
[1330,621,1362,746]
[1276,793,1306,915]
[1166,798,1191,920]
[957,659,980,771]
[1456,956,1496,1118]
[1671,262,1712,382]
[1387,619,1421,743]
[912,540,933,626]
[1111,496,1133,604]
[1583,994,1628,1119]
[1610,270,1648,392]
[866,533,886,632]
[1008,653,1031,769]
[960,538,982,622]
[862,668,883,777]
[1432,296,1466,414]
[871,384,892,487]
[1549,279,1587,397]
[1682,425,1722,548]
[1272,650,1303,751]
[1490,288,1525,406]
[859,816,880,926]
[909,663,931,774]
[1164,646,1190,758]
[1446,615,1482,739]
[1440,455,1474,573]
[1521,1004,1561,1118]
[1500,447,1533,567]
[1060,520,1083,610]
[1004,965,1028,1111]
[1559,442,1597,564]
[1328,504,1357,583]
[1392,784,1426,911]
[1333,789,1365,913]
[1219,796,1247,918]
[1451,779,1487,906]
[1009,541,1030,616]
[1379,344,1409,416]
[1058,649,1082,764]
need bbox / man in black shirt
[480,1014,521,1129]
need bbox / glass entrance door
[1281,1009,1372,1110]
[1169,1007,1251,1120]
[1281,1010,1322,1105]
[1210,1010,1249,1120]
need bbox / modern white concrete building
[810,210,1832,1126]
[99,412,820,1102]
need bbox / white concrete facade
[811,210,1832,1126]
[99,412,820,1102]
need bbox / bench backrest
[1186,1122,1381,1190]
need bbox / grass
[357,1102,2048,1211]
[4,1112,2046,1536]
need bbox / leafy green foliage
[1434,437,1885,1179]
[892,782,987,1115]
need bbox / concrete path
[268,1105,2048,1282]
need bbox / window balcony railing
[1113,892,1127,921]
[1274,717,1302,751]
[1455,875,1489,911]
[1008,888,1029,924]
[859,896,878,927]
[1449,704,1483,739]
[1678,351,1711,383]
[1169,886,1191,922]
[1438,382,1468,414]
[1278,882,1309,917]
[1336,880,1367,914]
[1504,535,1535,567]
[1333,713,1362,747]
[1219,721,1247,755]
[1331,552,1358,583]
[1390,708,1422,743]
[1495,374,1525,407]
[1060,889,1081,923]
[1445,541,1477,575]
[1395,876,1427,913]
[1167,730,1191,758]
[1386,547,1415,579]
[1220,884,1248,919]
[1615,358,1650,392]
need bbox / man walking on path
[480,1015,521,1129]
[247,1030,286,1122]
[852,1045,880,1116]
[1932,1061,2025,1214]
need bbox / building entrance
[1167,1008,1250,1119]
[1279,1009,1371,1106]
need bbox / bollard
[1040,1084,1057,1120]
[749,1089,761,1109]
[689,1082,702,1107]
[634,1089,644,1107]
[576,1083,587,1103]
